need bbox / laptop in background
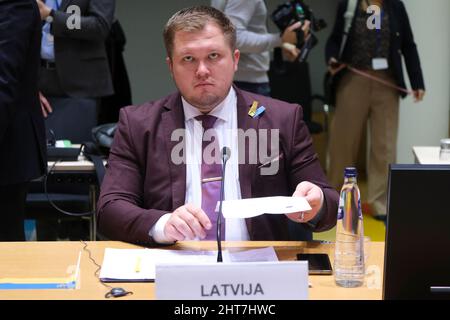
[383,164,450,300]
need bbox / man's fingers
[287,21,302,32]
[185,204,212,230]
[302,20,311,30]
[165,224,185,242]
[414,90,425,102]
[301,20,311,34]
[43,100,52,113]
[282,45,299,62]
[303,186,321,204]
[295,181,313,195]
[39,93,52,113]
[294,182,323,209]
[305,193,321,208]
[171,204,212,240]
[328,64,345,76]
[170,214,196,240]
[41,105,48,118]
[286,211,312,222]
[165,204,213,240]
[179,210,207,239]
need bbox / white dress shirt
[150,88,250,243]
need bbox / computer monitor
[383,164,450,300]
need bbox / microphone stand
[217,147,230,263]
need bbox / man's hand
[281,20,311,46]
[39,92,52,118]
[286,181,324,223]
[413,89,425,102]
[164,204,212,242]
[36,0,52,20]
[282,42,300,62]
[328,57,346,76]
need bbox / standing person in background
[0,0,47,241]
[211,0,308,97]
[212,0,313,240]
[326,0,425,220]
[34,0,115,241]
[98,19,133,125]
[36,0,116,143]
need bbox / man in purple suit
[97,6,339,245]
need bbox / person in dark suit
[98,19,132,125]
[32,0,115,240]
[326,0,425,220]
[36,0,115,143]
[0,0,47,241]
[97,6,339,245]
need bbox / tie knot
[195,115,218,131]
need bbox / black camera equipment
[271,0,327,62]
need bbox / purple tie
[195,115,225,240]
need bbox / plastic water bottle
[334,167,365,288]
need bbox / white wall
[397,0,450,163]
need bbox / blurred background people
[33,0,116,240]
[326,0,425,220]
[98,19,132,125]
[36,0,116,143]
[211,0,307,96]
[213,0,323,241]
[0,0,47,241]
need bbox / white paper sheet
[221,196,312,219]
[223,247,279,262]
[99,247,279,282]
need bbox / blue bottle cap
[344,167,357,177]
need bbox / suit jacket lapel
[161,93,187,210]
[235,87,260,199]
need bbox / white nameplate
[155,261,308,300]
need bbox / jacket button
[396,32,400,37]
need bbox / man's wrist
[44,8,54,22]
[306,189,325,229]
[149,213,175,244]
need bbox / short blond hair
[163,6,236,58]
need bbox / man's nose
[195,61,210,78]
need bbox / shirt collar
[182,87,236,123]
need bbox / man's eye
[183,56,193,62]
[209,53,219,60]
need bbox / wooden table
[0,241,384,300]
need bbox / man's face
[167,22,240,113]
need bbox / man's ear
[166,57,173,77]
[233,49,240,72]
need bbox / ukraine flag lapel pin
[254,106,266,118]
[248,101,258,117]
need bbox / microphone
[217,146,231,263]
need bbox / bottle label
[358,197,363,219]
[337,196,344,220]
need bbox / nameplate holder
[155,261,308,300]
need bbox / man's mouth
[195,82,214,88]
